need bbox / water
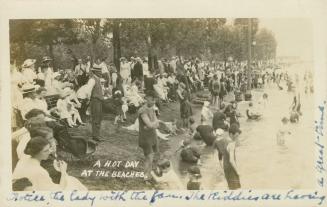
[170,81,315,189]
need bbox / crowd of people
[10,53,313,191]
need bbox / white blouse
[13,156,62,191]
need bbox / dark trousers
[78,98,89,122]
[90,98,103,138]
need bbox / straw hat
[22,59,36,68]
[21,83,36,94]
[91,64,102,72]
[41,56,52,63]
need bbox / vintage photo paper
[0,0,326,206]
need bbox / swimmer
[246,102,262,120]
[276,117,291,146]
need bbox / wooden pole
[247,18,252,90]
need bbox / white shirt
[85,75,102,98]
[100,62,109,74]
[167,76,176,84]
[20,98,40,120]
[35,98,49,114]
[22,68,37,83]
[37,72,45,80]
[85,61,91,74]
[142,63,149,76]
[75,64,86,76]
[11,85,23,109]
[77,84,91,100]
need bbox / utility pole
[247,18,252,90]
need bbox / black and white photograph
[8,17,320,192]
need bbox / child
[201,101,213,122]
[67,98,84,126]
[121,97,129,121]
[276,117,291,146]
[113,90,124,125]
[65,88,85,126]
[111,65,118,88]
[187,166,202,190]
[151,159,184,190]
[57,90,76,127]
[189,117,197,136]
[246,102,262,120]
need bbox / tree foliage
[10,18,277,69]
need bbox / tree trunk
[146,25,157,74]
[113,20,121,73]
[48,43,55,70]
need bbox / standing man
[87,65,104,142]
[75,58,86,87]
[133,57,144,84]
[138,91,160,181]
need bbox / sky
[259,18,314,61]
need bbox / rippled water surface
[170,80,315,189]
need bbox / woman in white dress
[120,57,130,84]
[13,136,87,191]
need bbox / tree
[74,19,113,60]
[254,28,277,60]
[10,19,81,67]
[112,20,122,72]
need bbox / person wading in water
[213,124,241,189]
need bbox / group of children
[148,84,303,190]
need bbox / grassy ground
[65,98,201,190]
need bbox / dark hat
[229,123,241,134]
[188,166,201,178]
[91,64,102,72]
[42,56,52,62]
